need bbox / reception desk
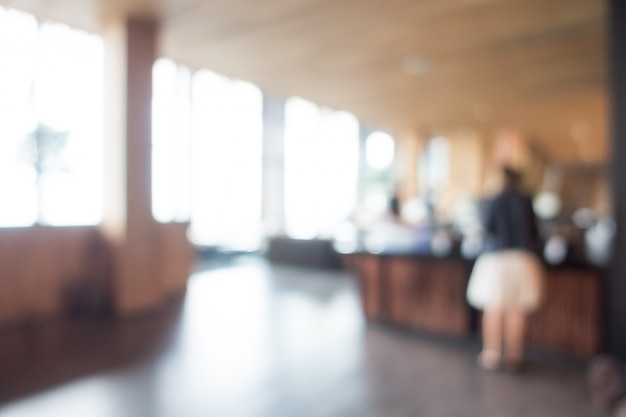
[346,252,603,358]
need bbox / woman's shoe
[478,349,502,371]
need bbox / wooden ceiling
[1,0,607,163]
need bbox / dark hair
[502,166,523,188]
[390,195,401,217]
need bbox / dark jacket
[482,187,539,253]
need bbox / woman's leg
[480,309,503,369]
[504,311,526,368]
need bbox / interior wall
[447,129,486,198]
[0,17,195,328]
[395,127,556,220]
[557,167,609,213]
[480,130,546,197]
[0,223,194,327]
[395,130,426,203]
[0,227,108,325]
[390,127,486,220]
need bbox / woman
[467,166,544,370]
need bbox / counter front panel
[347,253,603,358]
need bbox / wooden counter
[346,253,603,358]
[526,265,603,356]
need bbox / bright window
[0,7,103,227]
[360,131,396,220]
[189,70,263,250]
[152,58,192,223]
[284,97,360,239]
[365,132,395,171]
[419,136,450,194]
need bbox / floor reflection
[0,256,600,417]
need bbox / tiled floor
[0,257,602,416]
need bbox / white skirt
[467,250,545,312]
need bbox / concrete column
[126,19,156,228]
[102,16,193,315]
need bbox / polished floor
[0,257,601,417]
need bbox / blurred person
[363,193,431,253]
[466,166,544,371]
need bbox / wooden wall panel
[0,231,21,324]
[0,224,193,328]
[154,223,195,295]
[27,228,60,316]
[0,227,110,326]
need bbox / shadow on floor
[0,295,184,404]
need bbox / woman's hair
[390,195,401,218]
[502,166,523,188]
